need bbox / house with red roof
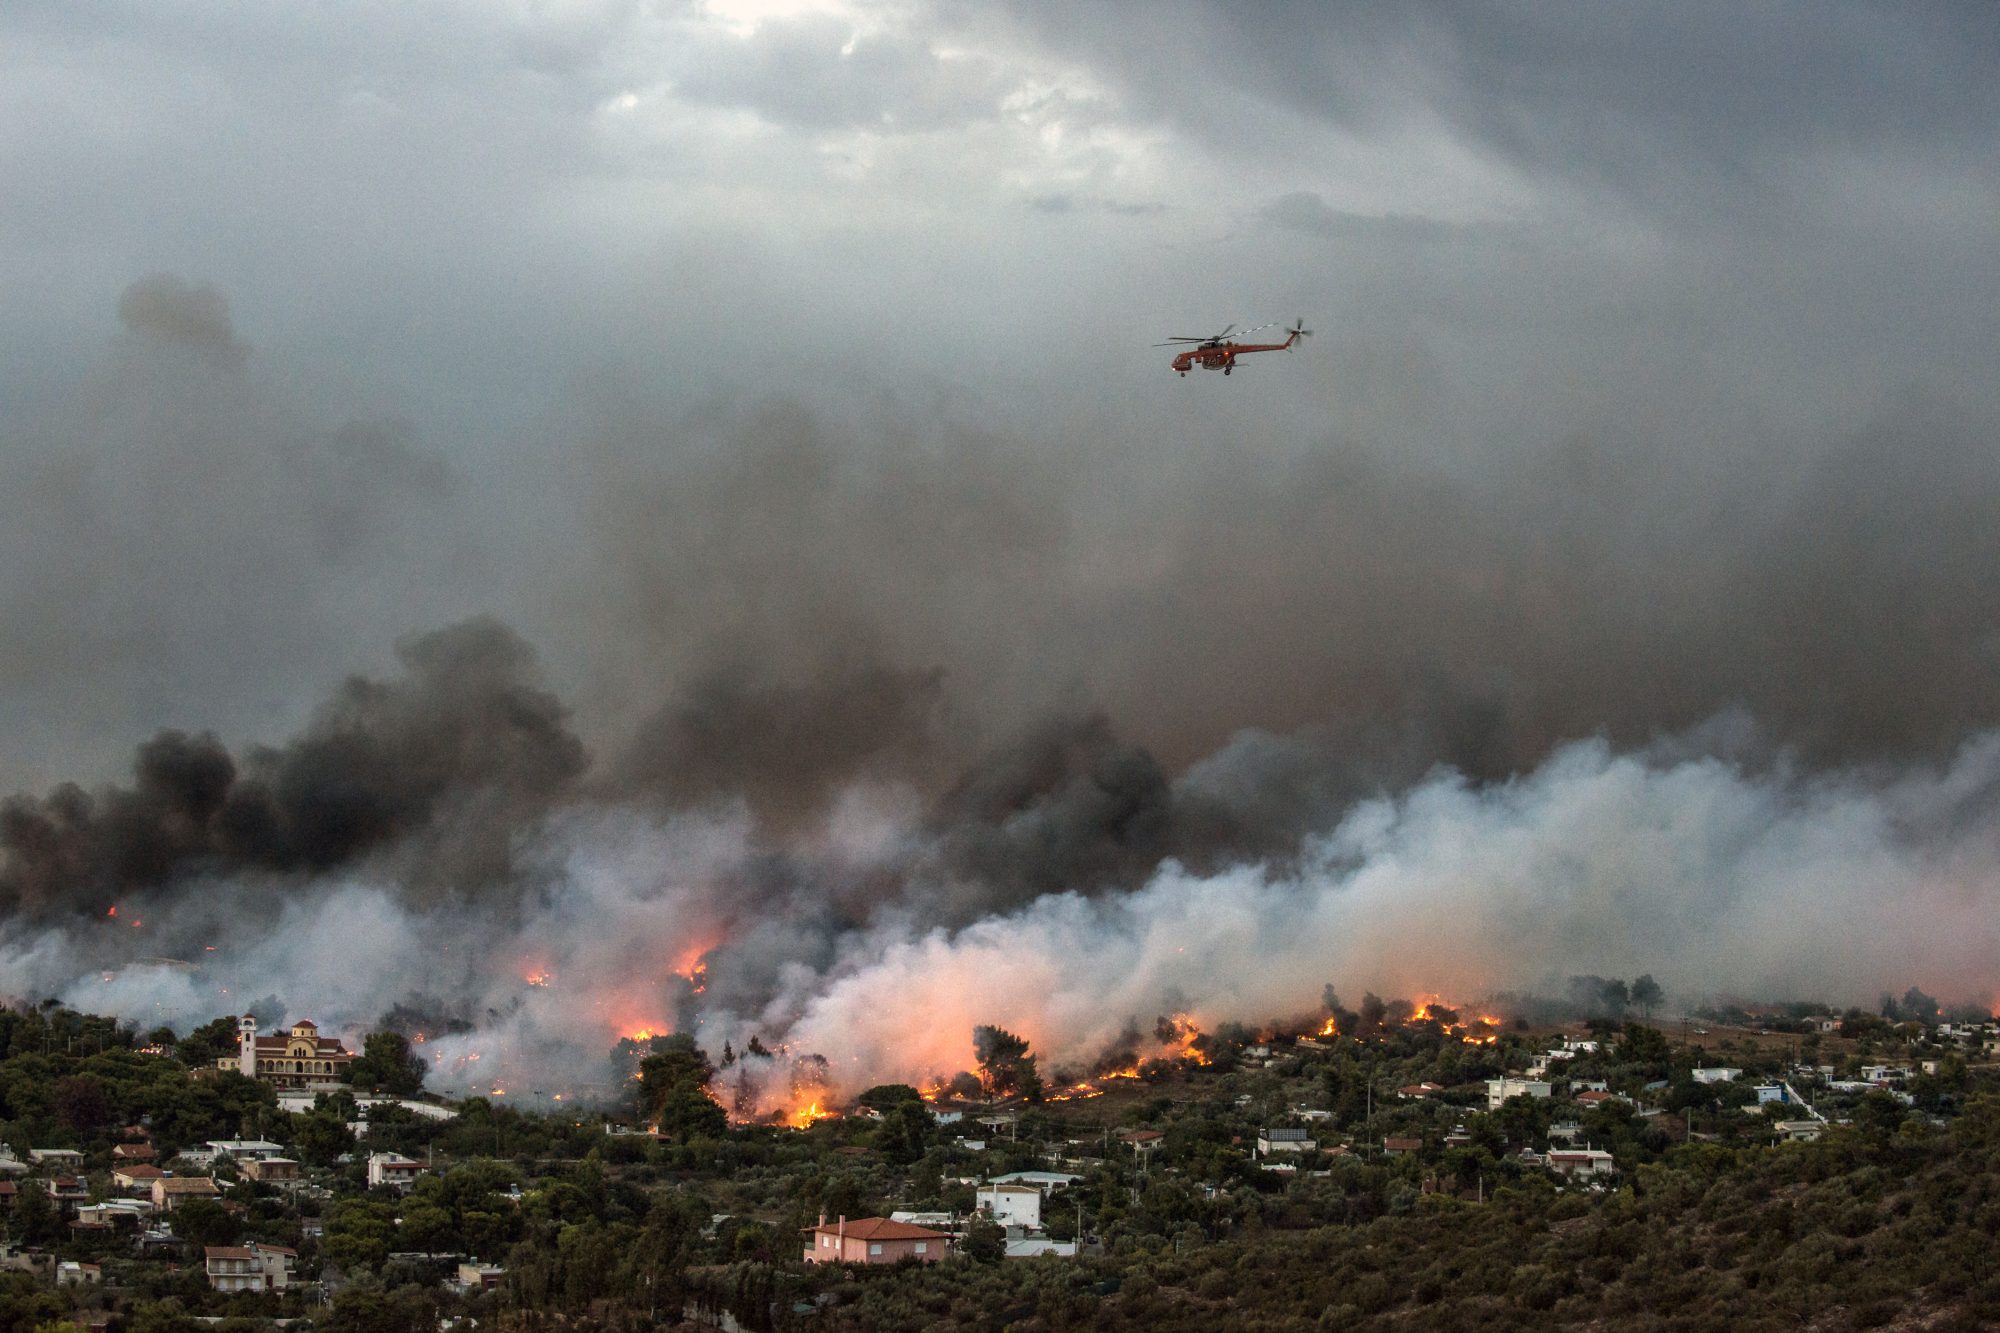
[802,1216,951,1265]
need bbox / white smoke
[9,727,1998,1107]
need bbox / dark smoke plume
[0,618,584,918]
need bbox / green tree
[292,1106,356,1167]
[973,1025,1042,1101]
[177,1016,241,1069]
[638,1036,727,1140]
[346,1032,425,1095]
[1630,974,1664,1018]
[9,1181,61,1246]
[856,1083,925,1113]
[53,1073,111,1134]
[318,1284,439,1333]
[962,1214,1005,1263]
[168,1197,241,1248]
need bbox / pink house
[802,1217,951,1265]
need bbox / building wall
[805,1231,947,1264]
[977,1187,1041,1230]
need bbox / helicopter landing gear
[1223,366,1232,375]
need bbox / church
[216,1017,354,1090]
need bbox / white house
[1487,1078,1552,1111]
[1753,1085,1787,1105]
[1691,1068,1741,1085]
[1546,1149,1616,1179]
[987,1171,1082,1191]
[206,1139,286,1162]
[976,1183,1043,1230]
[1005,1238,1078,1258]
[366,1152,426,1190]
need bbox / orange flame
[787,1099,833,1129]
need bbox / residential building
[455,1263,507,1293]
[26,1149,84,1172]
[976,1183,1042,1230]
[887,1211,960,1232]
[111,1143,156,1163]
[1547,1149,1616,1179]
[206,1139,286,1162]
[1691,1068,1741,1084]
[73,1200,151,1232]
[1005,1238,1079,1258]
[113,1165,164,1192]
[217,1017,354,1090]
[1382,1137,1422,1156]
[367,1153,426,1190]
[1487,1078,1552,1110]
[802,1217,951,1265]
[240,1157,302,1184]
[987,1171,1083,1191]
[205,1242,295,1292]
[55,1261,102,1285]
[152,1176,221,1211]
[1257,1127,1317,1156]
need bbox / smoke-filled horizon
[5,598,1999,1107]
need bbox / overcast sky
[4,0,1998,788]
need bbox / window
[914,1242,928,1254]
[868,1243,882,1255]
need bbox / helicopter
[1156,319,1311,375]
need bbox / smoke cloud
[5,277,2000,1109]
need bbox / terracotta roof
[205,1247,254,1260]
[157,1177,220,1194]
[115,1165,165,1180]
[250,1036,350,1055]
[805,1217,949,1241]
[1382,1137,1423,1151]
